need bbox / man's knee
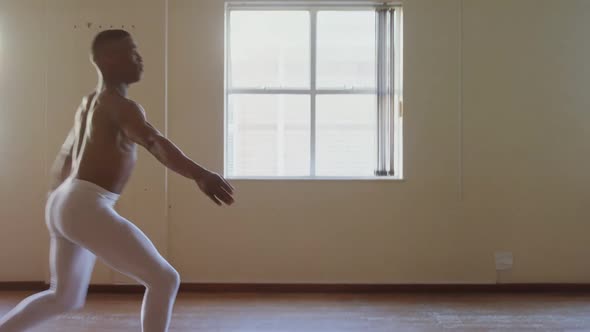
[150,266,180,293]
[164,267,181,292]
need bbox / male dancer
[0,29,234,331]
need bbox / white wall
[1,0,590,284]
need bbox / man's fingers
[208,193,222,206]
[221,178,234,193]
[226,179,235,191]
[218,175,234,190]
[221,182,234,194]
[215,189,234,205]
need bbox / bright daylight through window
[225,2,403,179]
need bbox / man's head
[91,29,143,84]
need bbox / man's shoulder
[97,93,144,114]
[115,95,144,113]
[104,97,147,126]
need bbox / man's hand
[195,171,235,206]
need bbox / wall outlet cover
[495,251,513,270]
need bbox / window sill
[226,176,404,181]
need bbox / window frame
[224,1,403,180]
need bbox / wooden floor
[1,291,590,331]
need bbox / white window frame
[224,1,403,180]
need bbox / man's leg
[64,209,179,332]
[0,236,96,332]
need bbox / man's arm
[49,128,75,191]
[117,101,234,206]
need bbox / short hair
[91,29,131,57]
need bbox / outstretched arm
[49,128,75,191]
[117,101,234,206]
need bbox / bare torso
[71,92,137,194]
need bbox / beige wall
[1,0,590,284]
[0,0,47,280]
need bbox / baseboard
[0,282,45,291]
[180,283,590,293]
[3,282,590,293]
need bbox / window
[225,2,403,179]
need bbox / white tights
[0,179,179,332]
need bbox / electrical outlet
[495,251,513,270]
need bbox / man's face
[112,37,144,83]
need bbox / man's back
[73,92,138,194]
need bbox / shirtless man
[0,29,234,332]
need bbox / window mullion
[310,10,317,177]
[229,88,311,94]
[389,8,396,175]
